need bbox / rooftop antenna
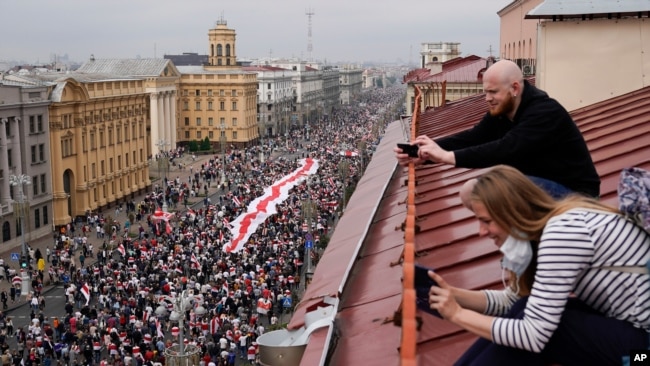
[306,7,315,61]
[486,45,494,58]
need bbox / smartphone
[397,143,419,158]
[414,264,442,318]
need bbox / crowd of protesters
[4,85,406,366]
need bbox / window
[208,90,213,96]
[196,118,201,126]
[184,117,190,126]
[35,208,40,228]
[108,129,113,145]
[90,132,96,150]
[195,101,201,110]
[209,131,214,139]
[219,101,225,110]
[184,131,189,139]
[231,101,237,110]
[231,90,237,97]
[208,117,214,126]
[37,115,43,132]
[33,175,38,196]
[41,174,45,193]
[31,146,37,163]
[91,163,96,179]
[118,156,121,170]
[267,83,271,89]
[196,131,202,139]
[101,160,105,175]
[232,131,237,139]
[100,131,105,147]
[124,125,129,141]
[208,101,213,110]
[29,116,35,133]
[232,118,237,126]
[39,144,44,162]
[116,128,121,143]
[195,90,200,96]
[43,206,48,225]
[183,101,189,110]
[125,153,129,167]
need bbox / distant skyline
[1,0,511,65]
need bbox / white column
[169,91,177,148]
[158,94,165,152]
[13,117,23,176]
[150,93,160,156]
[0,119,10,202]
[164,91,173,148]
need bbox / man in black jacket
[396,59,600,198]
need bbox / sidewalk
[0,152,217,312]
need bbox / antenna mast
[306,7,315,61]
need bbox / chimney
[426,61,443,75]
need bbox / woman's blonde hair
[471,165,617,242]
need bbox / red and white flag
[191,253,200,269]
[232,196,241,207]
[165,221,173,234]
[328,177,335,188]
[117,243,126,257]
[80,283,91,306]
[156,319,164,338]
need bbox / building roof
[293,84,650,366]
[526,0,650,19]
[76,58,175,77]
[403,55,487,84]
[175,65,255,75]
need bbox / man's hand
[413,135,456,166]
[394,146,425,167]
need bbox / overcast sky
[1,0,511,65]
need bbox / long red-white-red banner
[222,158,320,253]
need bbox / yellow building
[47,74,151,226]
[176,19,258,149]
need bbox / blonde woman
[428,165,650,365]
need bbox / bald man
[395,60,600,198]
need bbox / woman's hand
[428,271,462,321]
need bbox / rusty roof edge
[295,120,405,366]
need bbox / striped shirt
[485,209,650,352]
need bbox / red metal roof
[403,55,487,84]
[293,85,650,366]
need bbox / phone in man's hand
[397,143,419,158]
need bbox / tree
[188,140,199,152]
[200,136,211,151]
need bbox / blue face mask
[499,235,533,277]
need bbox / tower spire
[306,7,315,61]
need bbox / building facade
[0,81,53,248]
[338,65,363,105]
[420,42,461,67]
[176,19,259,150]
[46,75,152,226]
[75,58,181,157]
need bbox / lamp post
[258,113,265,163]
[338,161,349,213]
[155,140,170,212]
[301,182,317,288]
[9,174,31,296]
[158,290,207,365]
[220,121,226,185]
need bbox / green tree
[200,136,211,151]
[188,140,199,152]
